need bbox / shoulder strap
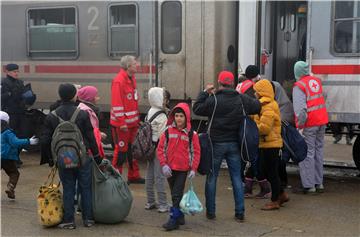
[148,110,166,123]
[51,111,64,123]
[207,95,217,134]
[70,108,81,123]
[188,129,194,166]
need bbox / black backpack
[132,111,166,162]
[51,108,87,169]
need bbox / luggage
[92,159,133,224]
[281,121,307,163]
[180,181,203,215]
[37,167,63,227]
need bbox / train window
[161,1,182,54]
[332,1,360,56]
[280,16,285,30]
[109,4,138,57]
[27,7,78,59]
[290,14,296,32]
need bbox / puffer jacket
[147,87,168,142]
[1,125,30,161]
[253,79,283,148]
[157,103,200,172]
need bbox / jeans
[58,157,93,223]
[205,142,244,215]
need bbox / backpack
[281,121,307,164]
[132,110,166,162]
[51,108,87,169]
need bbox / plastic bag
[180,181,203,215]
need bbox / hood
[148,87,165,109]
[167,102,192,130]
[254,79,275,101]
[294,61,309,81]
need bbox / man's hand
[119,125,128,132]
[205,84,215,94]
[188,170,196,179]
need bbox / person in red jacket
[157,103,200,231]
[110,55,144,184]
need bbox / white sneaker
[144,203,157,210]
[158,205,169,213]
[315,184,324,193]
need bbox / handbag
[37,167,63,227]
[180,181,203,215]
[197,95,217,175]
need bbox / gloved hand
[188,170,196,179]
[162,165,172,178]
[29,136,39,145]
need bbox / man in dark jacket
[40,83,102,229]
[193,71,261,222]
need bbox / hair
[164,89,171,101]
[119,55,137,70]
[173,107,185,115]
[219,82,233,88]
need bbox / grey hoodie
[147,87,168,142]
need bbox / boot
[277,192,289,206]
[5,183,15,200]
[255,180,271,199]
[261,201,280,211]
[244,178,254,198]
[162,207,180,231]
[177,212,185,225]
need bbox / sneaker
[144,203,157,210]
[261,201,280,211]
[303,187,317,194]
[83,220,95,227]
[158,205,169,213]
[58,222,76,229]
[128,178,145,184]
[235,213,245,222]
[315,184,324,193]
[206,212,216,220]
[5,190,15,200]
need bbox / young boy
[145,87,170,213]
[157,103,200,231]
[1,111,38,200]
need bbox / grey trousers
[299,125,326,188]
[145,155,168,208]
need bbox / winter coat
[1,75,26,114]
[147,87,168,142]
[40,101,100,165]
[110,69,140,128]
[271,81,295,125]
[253,80,283,148]
[157,103,200,172]
[193,89,261,142]
[1,126,30,161]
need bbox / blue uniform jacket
[1,129,29,160]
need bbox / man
[292,61,328,194]
[110,55,145,184]
[41,83,102,229]
[193,71,261,222]
[1,64,26,166]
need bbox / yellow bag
[37,167,63,227]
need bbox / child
[253,79,288,210]
[157,103,200,231]
[144,87,170,213]
[1,111,38,200]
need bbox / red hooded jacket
[157,103,200,172]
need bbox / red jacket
[110,68,140,128]
[294,75,328,128]
[236,79,254,94]
[157,103,200,172]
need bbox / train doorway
[272,1,308,85]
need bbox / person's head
[77,86,99,104]
[238,73,247,83]
[5,64,19,79]
[120,55,138,76]
[294,61,309,81]
[218,71,234,89]
[58,83,77,102]
[172,107,186,129]
[253,79,275,100]
[0,111,10,124]
[245,65,260,82]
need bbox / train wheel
[353,135,360,171]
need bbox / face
[94,95,100,104]
[127,59,139,76]
[174,112,186,129]
[7,70,19,79]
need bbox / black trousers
[259,148,284,202]
[1,160,20,188]
[167,170,187,208]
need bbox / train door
[273,1,307,84]
[158,0,186,100]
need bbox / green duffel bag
[92,159,133,224]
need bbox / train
[1,1,359,168]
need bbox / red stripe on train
[35,65,156,74]
[312,65,360,74]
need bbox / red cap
[218,71,234,86]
